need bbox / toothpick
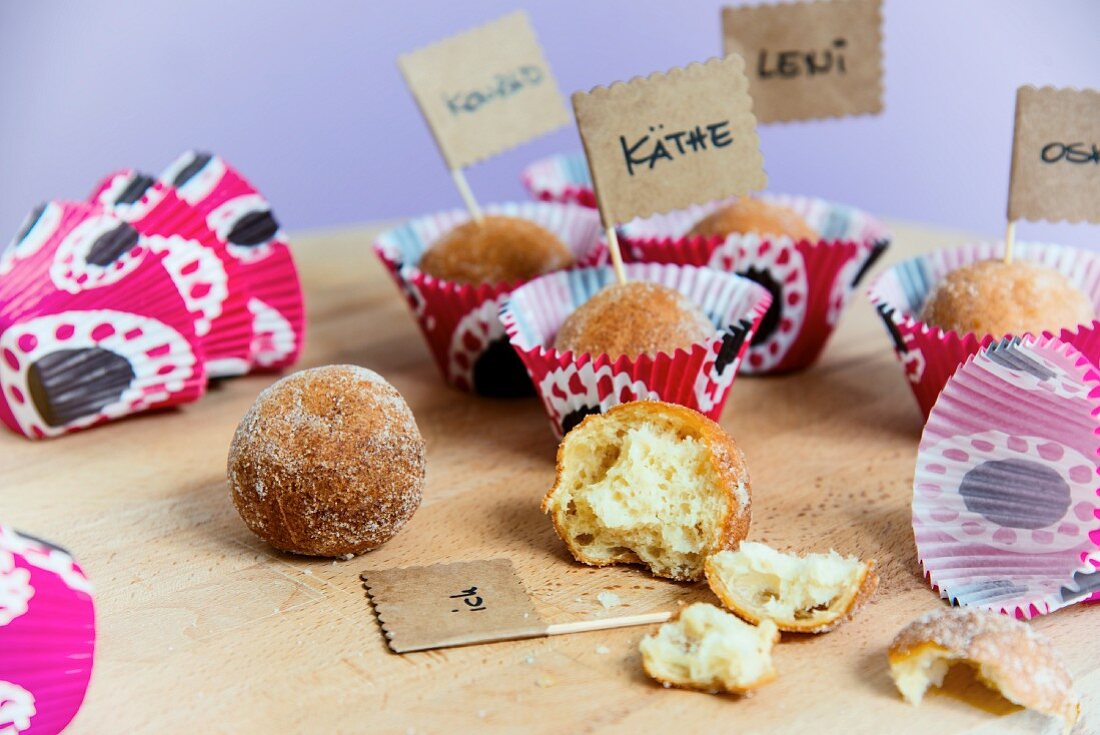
[1004,220,1016,264]
[605,225,628,285]
[450,167,484,224]
[544,611,671,637]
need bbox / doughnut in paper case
[89,169,253,377]
[616,194,889,374]
[868,240,1100,419]
[914,336,1100,619]
[500,262,772,438]
[520,153,597,209]
[0,525,95,735]
[372,201,603,396]
[0,201,206,438]
[158,151,303,371]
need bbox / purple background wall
[1,1,1097,246]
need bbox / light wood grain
[4,218,1095,734]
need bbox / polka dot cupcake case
[616,194,889,374]
[0,202,206,439]
[914,336,1100,619]
[373,201,603,397]
[868,240,1100,420]
[500,262,771,439]
[89,170,254,377]
[0,525,95,735]
[156,151,305,372]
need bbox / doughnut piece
[417,215,573,285]
[228,365,425,557]
[920,259,1094,338]
[640,602,779,694]
[552,281,714,359]
[705,542,877,633]
[542,401,751,581]
[888,608,1079,726]
[687,197,818,242]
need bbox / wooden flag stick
[1004,220,1017,264]
[605,225,628,285]
[450,167,484,224]
[544,611,671,637]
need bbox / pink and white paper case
[869,240,1100,419]
[0,525,95,735]
[914,337,1100,619]
[0,201,206,439]
[500,262,771,438]
[373,201,603,397]
[520,153,597,209]
[615,194,888,374]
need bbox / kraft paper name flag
[398,11,571,220]
[572,56,767,282]
[722,0,884,124]
[362,560,669,653]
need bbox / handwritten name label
[399,11,570,169]
[362,560,544,653]
[1009,86,1100,224]
[573,57,766,226]
[722,0,883,123]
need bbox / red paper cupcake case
[914,337,1100,619]
[868,240,1100,420]
[520,153,597,209]
[0,201,206,439]
[373,202,604,397]
[157,151,304,371]
[617,194,889,374]
[90,173,254,377]
[500,263,772,438]
[0,525,95,735]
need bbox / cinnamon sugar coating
[687,198,818,242]
[418,215,574,285]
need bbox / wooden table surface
[4,218,1096,734]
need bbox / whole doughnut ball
[687,197,818,242]
[920,260,1095,338]
[228,365,426,557]
[554,282,714,359]
[417,215,574,285]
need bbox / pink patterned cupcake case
[0,202,206,439]
[616,194,888,374]
[869,240,1100,419]
[914,337,1100,619]
[373,201,603,397]
[0,525,95,735]
[500,263,772,438]
[520,153,597,209]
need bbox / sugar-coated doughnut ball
[688,198,818,242]
[418,215,574,285]
[228,365,426,557]
[920,260,1095,338]
[554,282,714,359]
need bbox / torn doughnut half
[542,401,752,581]
[888,608,1080,727]
[704,542,878,633]
[640,602,779,694]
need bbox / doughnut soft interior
[542,401,751,581]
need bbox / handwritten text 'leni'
[620,121,733,176]
[758,38,848,79]
[444,65,546,116]
[449,586,487,612]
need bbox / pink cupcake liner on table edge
[0,524,95,735]
[615,193,889,374]
[373,201,603,397]
[0,201,206,439]
[914,336,1100,619]
[500,262,772,439]
[868,240,1100,419]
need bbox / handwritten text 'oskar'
[444,65,546,116]
[620,121,733,176]
[1041,142,1100,165]
[758,38,848,79]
